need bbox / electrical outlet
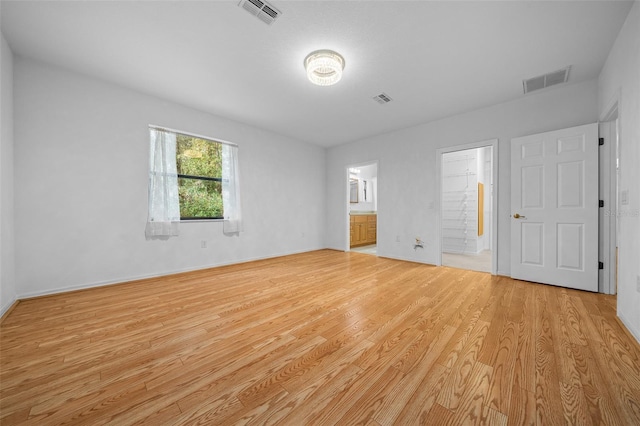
[201,240,207,249]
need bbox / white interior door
[510,123,598,291]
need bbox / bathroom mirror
[349,178,358,203]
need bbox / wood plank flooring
[1,250,639,425]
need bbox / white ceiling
[0,1,633,147]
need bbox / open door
[510,123,598,291]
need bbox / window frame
[149,125,237,223]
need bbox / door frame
[345,161,379,252]
[436,139,498,275]
[599,98,620,295]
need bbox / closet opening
[438,142,497,274]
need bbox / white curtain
[145,128,180,239]
[222,144,243,234]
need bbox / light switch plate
[621,189,629,205]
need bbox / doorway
[347,162,378,255]
[438,141,497,274]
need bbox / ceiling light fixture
[304,50,345,86]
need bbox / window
[176,134,224,220]
[146,126,242,239]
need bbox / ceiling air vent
[373,93,393,105]
[239,0,281,25]
[523,66,571,94]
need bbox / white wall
[326,79,598,273]
[598,1,640,342]
[13,57,326,297]
[0,32,16,315]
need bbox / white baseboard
[376,253,435,266]
[16,247,325,300]
[0,296,17,318]
[618,312,640,345]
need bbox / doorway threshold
[351,245,377,256]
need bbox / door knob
[513,213,526,219]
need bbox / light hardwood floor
[1,250,639,425]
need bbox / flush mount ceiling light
[304,50,345,86]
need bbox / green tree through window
[176,134,224,219]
